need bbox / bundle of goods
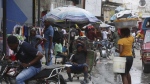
[114,10,138,28]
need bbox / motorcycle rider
[7,35,43,84]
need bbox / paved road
[91,49,150,84]
[2,49,150,84]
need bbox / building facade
[102,0,123,22]
[34,0,84,25]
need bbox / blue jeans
[16,66,41,84]
[45,48,53,66]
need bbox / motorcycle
[99,40,114,59]
[134,38,143,50]
[0,56,66,84]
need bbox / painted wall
[6,0,33,34]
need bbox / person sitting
[65,43,88,83]
[54,38,67,64]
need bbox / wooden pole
[3,0,7,55]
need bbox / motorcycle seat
[29,65,63,80]
[30,69,57,80]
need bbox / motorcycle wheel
[135,42,140,50]
[45,77,59,84]
[45,76,66,84]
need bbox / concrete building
[35,0,84,25]
[123,0,150,18]
[102,0,123,22]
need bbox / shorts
[121,56,133,74]
[70,63,88,73]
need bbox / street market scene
[1,0,150,84]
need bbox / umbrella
[45,6,100,24]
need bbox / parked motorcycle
[0,56,66,84]
[99,40,114,59]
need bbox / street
[2,49,150,84]
[91,49,150,84]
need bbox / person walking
[43,18,54,66]
[117,28,134,84]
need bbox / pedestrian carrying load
[114,10,138,28]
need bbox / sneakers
[65,78,73,82]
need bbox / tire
[46,78,58,84]
[46,76,66,84]
[142,62,150,73]
[135,42,140,50]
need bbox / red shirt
[87,31,97,41]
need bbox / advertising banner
[6,0,33,34]
[85,0,102,17]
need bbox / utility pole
[3,0,6,55]
[37,0,40,26]
[33,0,35,26]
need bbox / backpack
[53,28,62,43]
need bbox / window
[144,31,150,43]
[146,20,150,28]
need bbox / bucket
[113,57,126,73]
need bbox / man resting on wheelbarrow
[65,43,89,84]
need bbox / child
[54,38,67,64]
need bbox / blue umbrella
[45,6,100,24]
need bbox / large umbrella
[45,6,100,24]
[44,6,100,55]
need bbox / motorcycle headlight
[143,53,150,56]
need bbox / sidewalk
[41,57,93,84]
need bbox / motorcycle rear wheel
[45,77,66,84]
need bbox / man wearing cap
[65,43,89,83]
[43,18,54,66]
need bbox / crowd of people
[6,17,145,84]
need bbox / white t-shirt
[61,29,66,34]
[102,31,108,40]
[132,33,136,38]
